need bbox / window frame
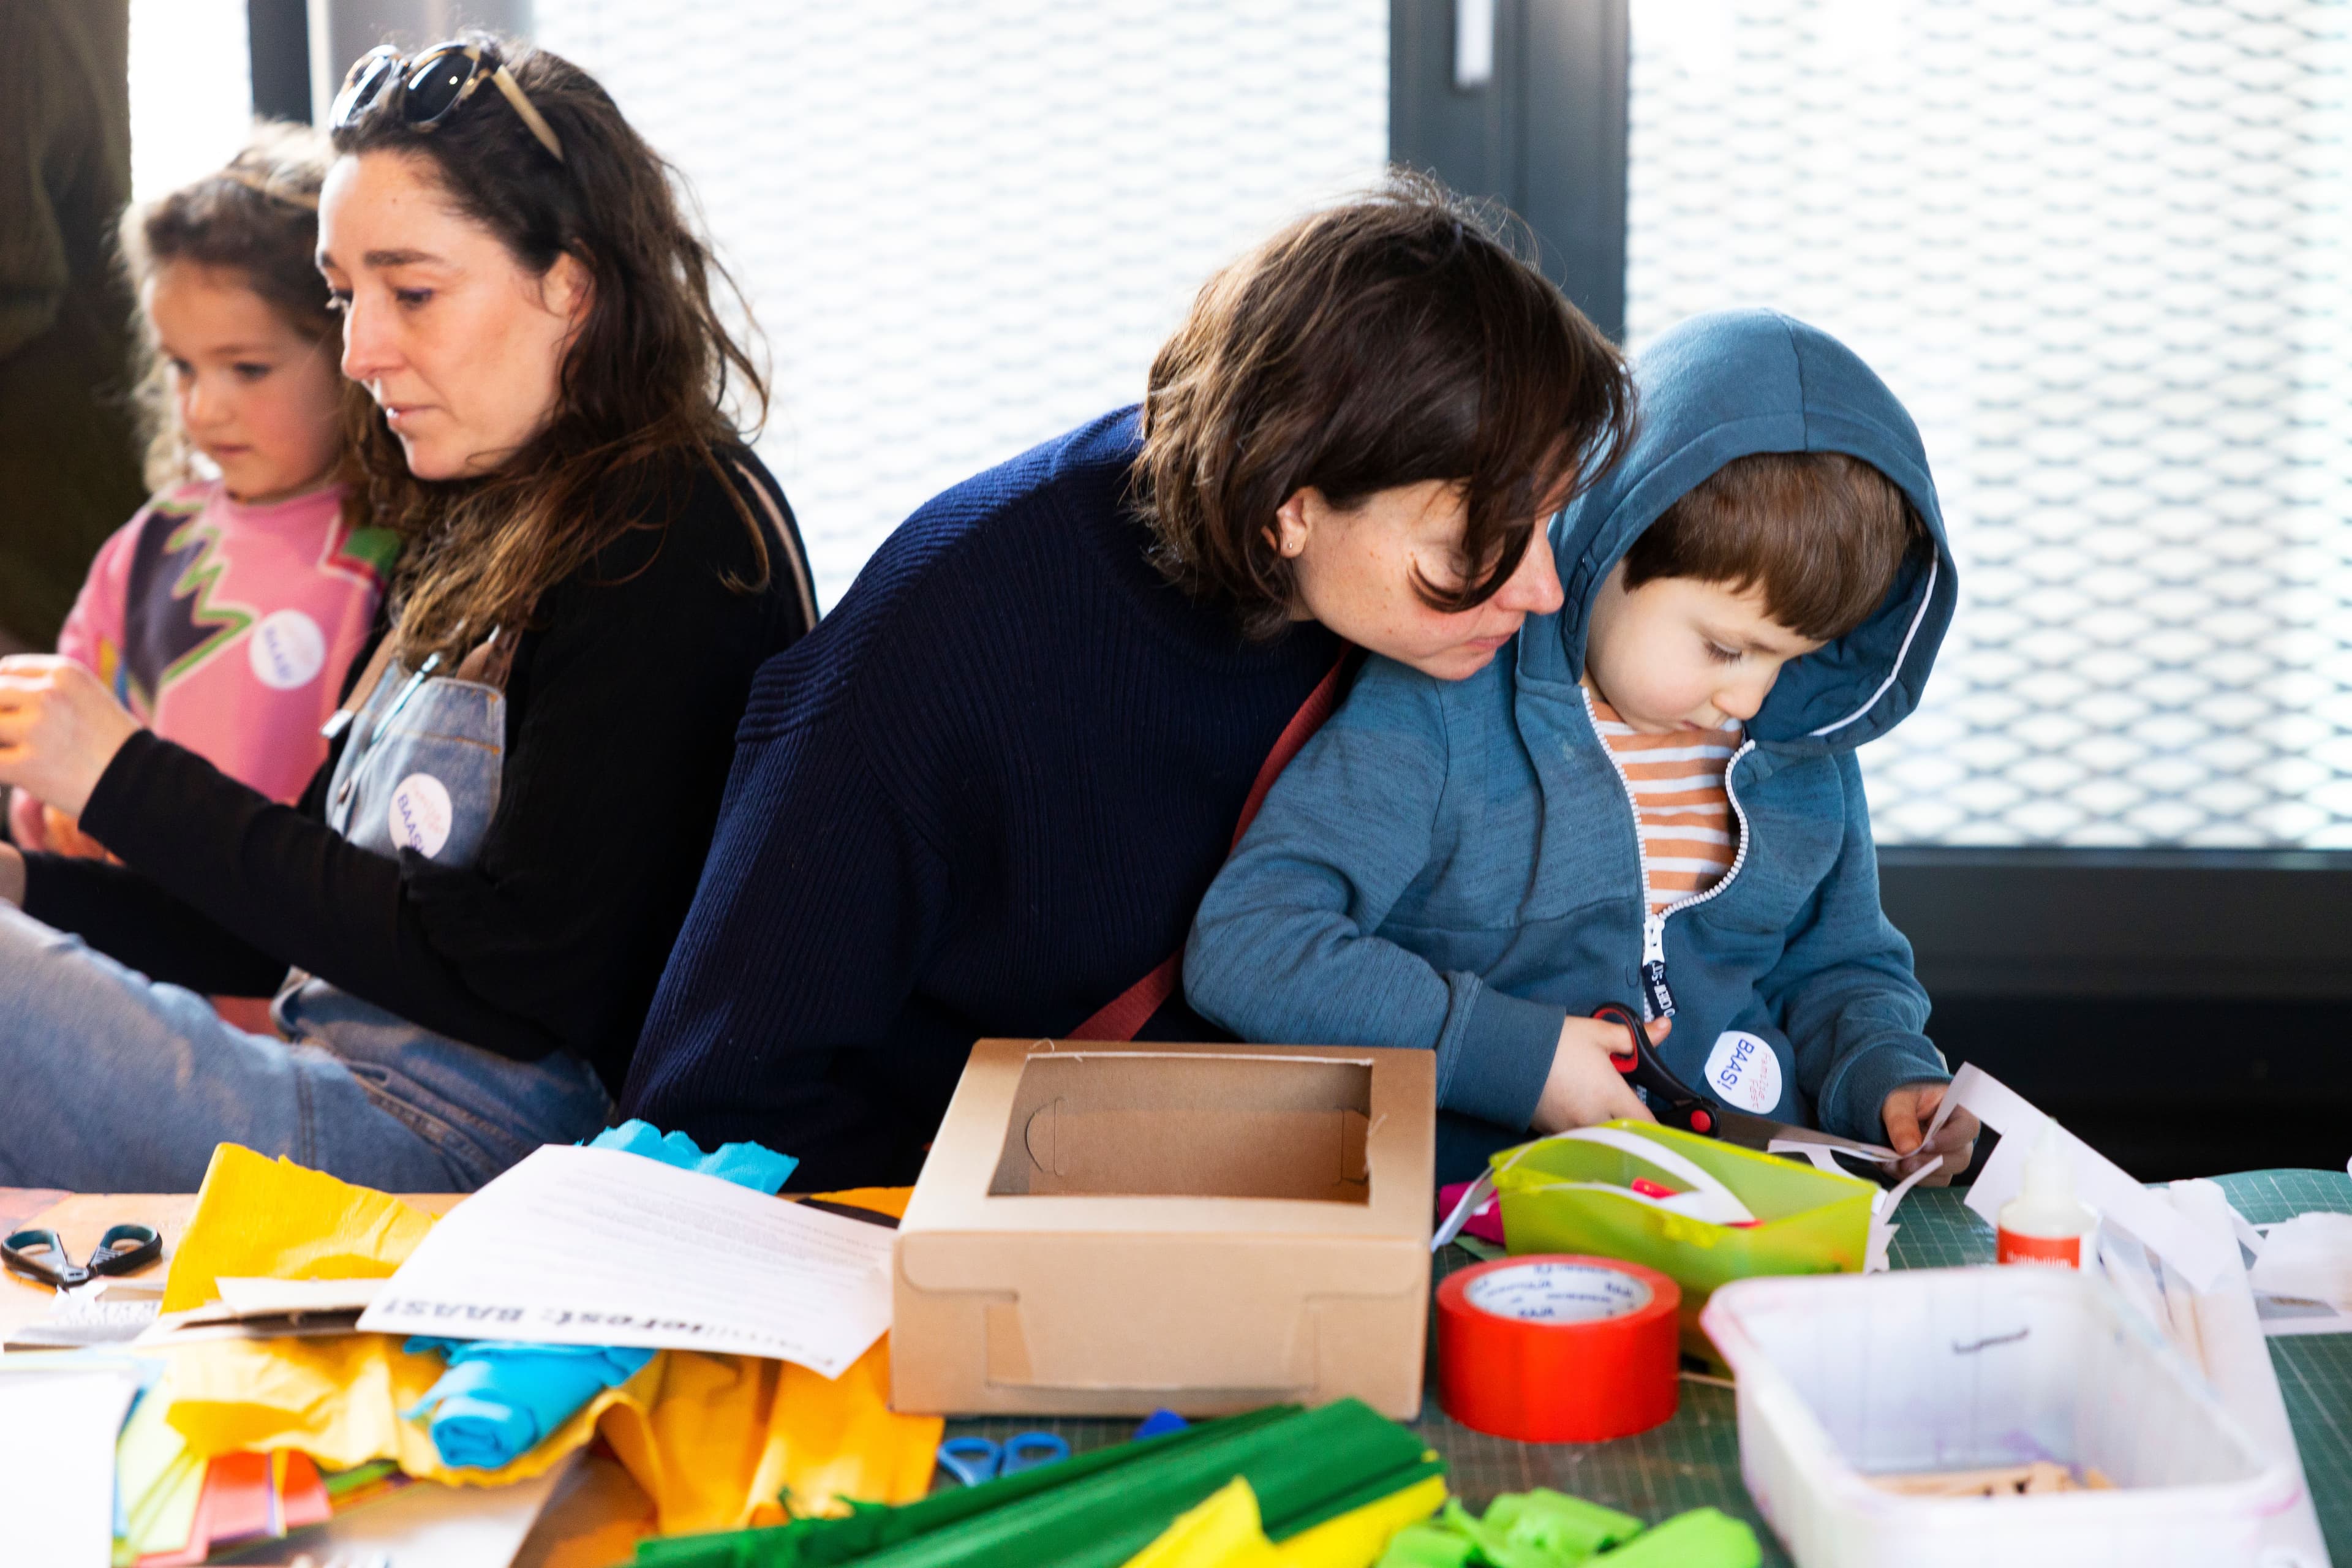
[1389,0,2352,1001]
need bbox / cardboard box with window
[892,1040,1436,1419]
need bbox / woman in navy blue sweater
[624,179,1634,1187]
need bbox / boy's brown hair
[1623,451,1921,642]
[1137,172,1632,638]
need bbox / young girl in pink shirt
[7,127,393,859]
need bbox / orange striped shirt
[1588,693,1742,913]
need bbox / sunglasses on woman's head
[330,42,566,164]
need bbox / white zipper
[1580,685,1757,1020]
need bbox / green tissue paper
[1374,1492,1756,1568]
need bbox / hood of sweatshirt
[1522,307,1957,753]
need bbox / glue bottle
[1997,1121,2098,1268]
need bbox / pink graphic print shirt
[57,480,399,804]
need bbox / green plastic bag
[1485,1122,1875,1368]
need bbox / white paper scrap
[2249,1213,2352,1313]
[0,1365,141,1567]
[1922,1063,2238,1292]
[215,1275,385,1316]
[356,1145,893,1376]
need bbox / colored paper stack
[101,1131,940,1562]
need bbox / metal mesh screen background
[1626,0,2352,846]
[529,2,1389,611]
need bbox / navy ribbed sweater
[622,410,1343,1187]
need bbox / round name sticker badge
[247,609,328,690]
[1703,1030,1784,1114]
[388,774,454,859]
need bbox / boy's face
[1584,564,1825,734]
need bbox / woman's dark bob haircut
[1137,172,1632,638]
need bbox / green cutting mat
[942,1171,2352,1564]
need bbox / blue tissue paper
[405,1120,797,1469]
[590,1117,797,1194]
[403,1340,656,1468]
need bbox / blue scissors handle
[935,1431,1071,1488]
[935,1436,1001,1488]
[1001,1432,1070,1475]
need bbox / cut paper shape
[1923,1064,2237,1291]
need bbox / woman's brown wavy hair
[330,34,769,667]
[1136,172,1633,639]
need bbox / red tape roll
[1437,1254,1681,1442]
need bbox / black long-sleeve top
[23,449,815,1096]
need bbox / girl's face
[145,262,342,505]
[1279,480,1568,681]
[317,149,589,481]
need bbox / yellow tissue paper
[160,1144,440,1313]
[594,1340,940,1537]
[1121,1479,1280,1568]
[157,1173,940,1533]
[594,1188,941,1535]
[159,1330,643,1486]
[1118,1472,1450,1568]
[1274,1473,1449,1567]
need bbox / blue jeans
[0,902,614,1191]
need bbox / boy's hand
[1882,1083,1978,1185]
[1531,1014,1667,1133]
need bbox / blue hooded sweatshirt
[1183,309,1958,1169]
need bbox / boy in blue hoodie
[1185,309,1981,1183]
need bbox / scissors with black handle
[1593,1001,1901,1168]
[2,1224,162,1291]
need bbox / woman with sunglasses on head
[0,36,817,1192]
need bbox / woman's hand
[1531,1013,1667,1133]
[7,786,45,852]
[0,657,142,821]
[1882,1083,1978,1186]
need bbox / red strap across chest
[1068,650,1354,1042]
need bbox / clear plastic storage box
[1700,1265,2302,1567]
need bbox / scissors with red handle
[1593,1001,1901,1167]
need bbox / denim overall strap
[275,658,611,1185]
